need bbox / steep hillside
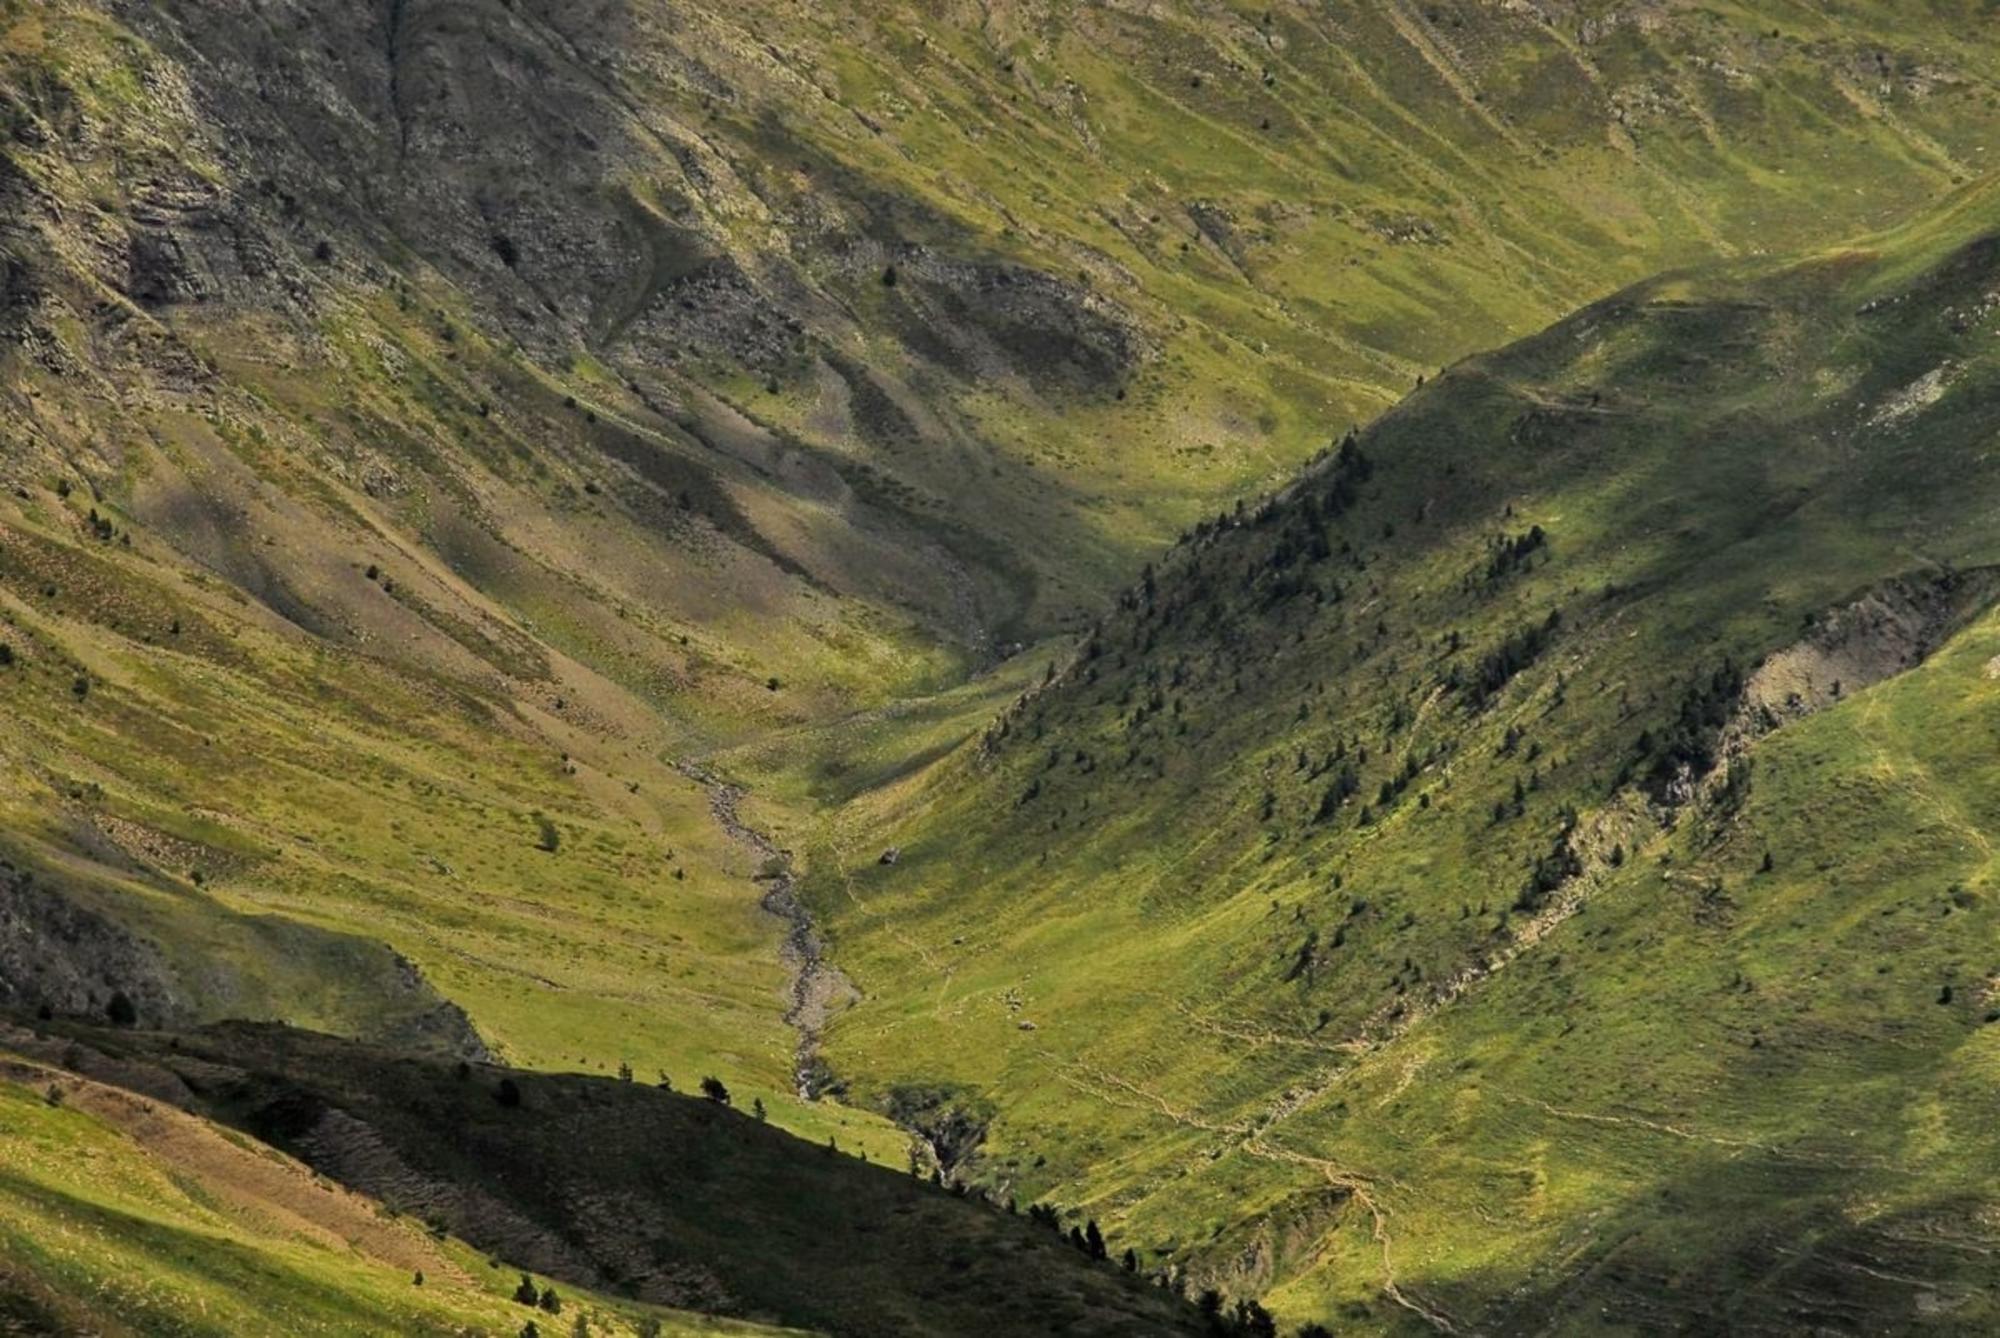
[8,0,2000,1329]
[802,179,2000,1331]
[2,1015,1209,1338]
[0,1040,786,1336]
[6,0,2000,1094]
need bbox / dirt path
[678,764,854,1099]
[1243,1132,1457,1334]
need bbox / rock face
[6,0,1167,679]
[0,859,174,1026]
[0,856,485,1058]
[1733,570,2000,736]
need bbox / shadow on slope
[5,1017,1208,1338]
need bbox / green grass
[2,0,1996,1103]
[10,0,2000,1330]
[803,177,2000,1330]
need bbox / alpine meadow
[4,2,2000,1334]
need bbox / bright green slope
[9,0,2000,1331]
[798,180,2000,1330]
[7,0,2000,1125]
[642,0,2000,621]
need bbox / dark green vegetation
[1,1018,1204,1337]
[7,0,2000,1332]
[0,1031,789,1336]
[811,181,2000,1330]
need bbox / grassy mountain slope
[2,1016,1207,1338]
[7,0,2000,1328]
[0,1042,784,1336]
[801,178,2000,1330]
[4,0,1998,1104]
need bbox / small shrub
[700,1075,731,1106]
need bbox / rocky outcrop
[0,858,176,1027]
[0,854,486,1059]
[1729,568,1999,743]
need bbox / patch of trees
[511,1274,560,1313]
[1318,432,1374,514]
[1466,608,1563,709]
[1517,810,1583,913]
[1634,658,1744,800]
[1485,525,1546,581]
[1312,764,1361,822]
[1195,1289,1278,1336]
[1372,751,1424,815]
